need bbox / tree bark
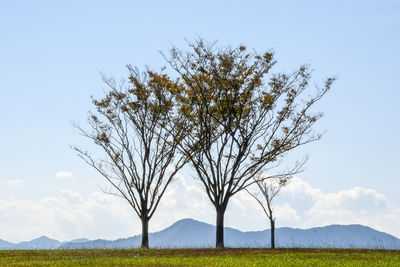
[216,206,226,248]
[141,217,149,249]
[270,218,275,249]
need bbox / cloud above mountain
[280,178,398,231]
[0,174,399,243]
[0,190,138,242]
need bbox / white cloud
[283,177,323,201]
[6,179,23,186]
[0,191,137,243]
[277,177,400,237]
[0,175,213,243]
[224,190,300,231]
[54,172,74,179]
[151,173,215,230]
[196,177,400,238]
[274,203,300,221]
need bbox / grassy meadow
[0,248,399,266]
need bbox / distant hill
[1,219,399,250]
[0,239,15,249]
[1,236,90,250]
[12,236,61,250]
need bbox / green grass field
[0,248,399,266]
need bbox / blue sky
[1,0,399,242]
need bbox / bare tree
[72,66,187,248]
[163,40,334,247]
[246,160,305,248]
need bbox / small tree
[246,166,300,249]
[73,66,187,248]
[164,40,334,247]
[247,177,286,249]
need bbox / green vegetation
[0,248,399,266]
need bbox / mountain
[13,236,61,250]
[0,239,15,249]
[55,219,400,250]
[1,219,400,250]
[274,224,400,249]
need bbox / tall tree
[73,66,187,248]
[164,40,334,247]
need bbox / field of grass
[0,248,399,266]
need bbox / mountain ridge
[1,218,399,250]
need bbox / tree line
[73,40,334,249]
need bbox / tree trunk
[141,217,149,249]
[216,206,226,248]
[270,218,275,249]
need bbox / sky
[0,0,399,243]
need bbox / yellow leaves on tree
[113,153,120,162]
[96,132,110,144]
